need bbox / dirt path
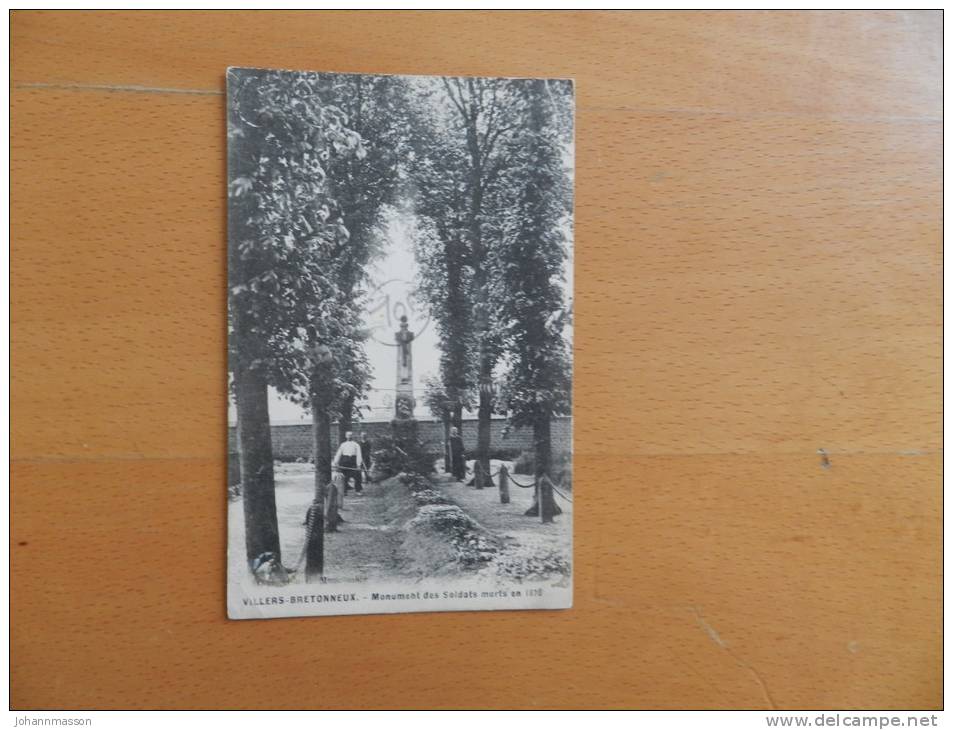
[228,461,573,587]
[323,474,415,583]
[228,464,417,586]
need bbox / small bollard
[474,460,484,490]
[325,472,344,532]
[498,464,511,504]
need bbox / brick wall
[228,416,571,461]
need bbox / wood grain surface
[10,10,942,710]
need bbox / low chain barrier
[466,463,570,499]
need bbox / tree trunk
[313,392,333,492]
[235,366,281,566]
[304,500,324,582]
[442,412,452,473]
[315,412,333,491]
[451,403,463,432]
[523,413,561,518]
[311,398,331,500]
[477,372,492,488]
[338,393,354,444]
[461,85,492,492]
[534,412,553,479]
[308,384,331,581]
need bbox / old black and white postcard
[227,67,574,618]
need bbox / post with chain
[539,474,557,524]
[474,459,484,490]
[498,464,511,504]
[325,472,341,533]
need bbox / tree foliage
[228,69,574,502]
[312,75,414,424]
[228,71,409,425]
[228,68,365,399]
[490,80,574,430]
[410,214,476,417]
[407,77,573,434]
[406,77,528,436]
[422,372,452,421]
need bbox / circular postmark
[366,278,430,346]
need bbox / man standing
[332,431,365,495]
[359,432,373,485]
[449,426,466,482]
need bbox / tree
[227,69,363,565]
[232,71,409,507]
[409,211,476,431]
[407,78,523,482]
[422,372,455,472]
[492,79,573,480]
[442,78,521,484]
[299,309,372,488]
[321,75,412,441]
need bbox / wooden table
[11,10,941,709]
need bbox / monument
[394,314,415,418]
[392,315,418,446]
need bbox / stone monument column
[391,315,419,451]
[394,315,415,418]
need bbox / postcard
[227,67,573,618]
